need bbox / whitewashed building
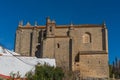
[0,46,56,78]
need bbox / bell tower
[46,17,56,38]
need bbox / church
[15,17,109,79]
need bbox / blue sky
[0,0,119,63]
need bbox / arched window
[82,32,91,43]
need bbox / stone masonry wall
[54,38,70,69]
[14,20,109,79]
[77,53,109,78]
[42,37,70,69]
[74,54,109,78]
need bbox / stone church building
[15,17,109,79]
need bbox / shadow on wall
[35,45,41,58]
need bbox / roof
[0,46,56,78]
[0,74,11,79]
[0,46,20,56]
[0,56,56,78]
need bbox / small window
[75,53,79,62]
[88,61,89,64]
[57,43,60,48]
[50,26,52,32]
[99,61,101,64]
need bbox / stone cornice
[79,51,108,55]
[18,24,104,29]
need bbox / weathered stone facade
[15,17,109,79]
